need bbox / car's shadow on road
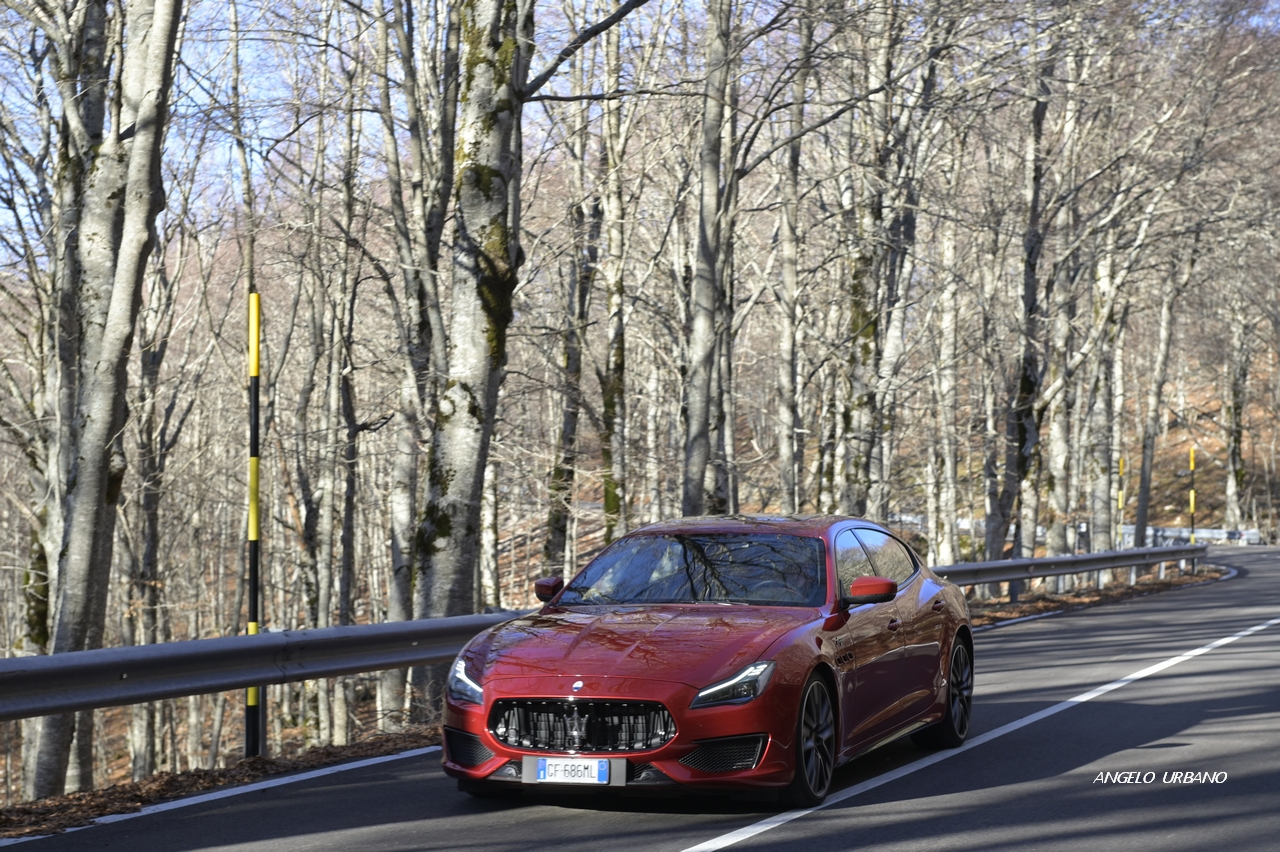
[464,669,1279,820]
[461,589,1280,827]
[462,784,782,816]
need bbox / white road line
[0,746,441,846]
[681,613,1280,852]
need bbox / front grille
[489,699,676,753]
[445,727,495,767]
[679,735,766,773]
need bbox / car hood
[469,605,814,689]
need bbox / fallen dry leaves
[966,566,1226,627]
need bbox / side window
[853,529,917,585]
[835,530,876,594]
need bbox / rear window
[558,533,827,606]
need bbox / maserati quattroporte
[442,514,973,805]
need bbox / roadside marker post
[1189,447,1196,554]
[247,293,264,757]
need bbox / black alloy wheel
[913,639,973,749]
[784,673,836,807]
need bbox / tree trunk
[1110,309,1128,550]
[421,0,534,629]
[933,221,959,565]
[371,0,458,731]
[776,10,811,515]
[1043,257,1077,557]
[316,338,338,744]
[599,2,629,540]
[980,266,1003,563]
[683,0,730,516]
[545,53,598,569]
[335,313,359,746]
[1221,309,1251,530]
[644,359,664,522]
[1088,338,1114,554]
[479,457,501,608]
[988,17,1053,561]
[26,0,183,800]
[1134,248,1195,547]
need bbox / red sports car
[442,514,973,806]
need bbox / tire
[782,673,836,808]
[912,639,973,749]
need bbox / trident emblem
[565,706,588,750]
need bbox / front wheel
[913,640,973,749]
[782,673,836,808]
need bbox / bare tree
[1,0,183,799]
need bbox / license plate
[536,757,610,785]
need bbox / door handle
[932,600,946,612]
[887,618,902,632]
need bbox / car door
[854,530,945,716]
[834,529,905,750]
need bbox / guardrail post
[1008,579,1019,603]
[1128,565,1137,586]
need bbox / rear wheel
[913,640,973,749]
[783,673,836,808]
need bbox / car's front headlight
[446,657,484,705]
[690,661,776,708]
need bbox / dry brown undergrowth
[0,566,1229,839]
[967,566,1225,627]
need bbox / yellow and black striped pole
[246,293,263,757]
[1116,457,1125,549]
[1188,447,1196,546]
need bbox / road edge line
[0,746,442,846]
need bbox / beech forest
[2,0,1279,802]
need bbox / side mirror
[841,576,897,608]
[534,576,565,603]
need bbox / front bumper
[442,674,798,789]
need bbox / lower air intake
[445,727,495,767]
[679,735,766,773]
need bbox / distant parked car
[442,514,973,806]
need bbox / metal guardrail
[0,611,527,722]
[935,544,1207,588]
[0,546,1208,723]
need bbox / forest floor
[0,564,1229,840]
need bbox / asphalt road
[22,546,1280,852]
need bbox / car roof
[626,513,889,538]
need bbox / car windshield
[557,533,827,606]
